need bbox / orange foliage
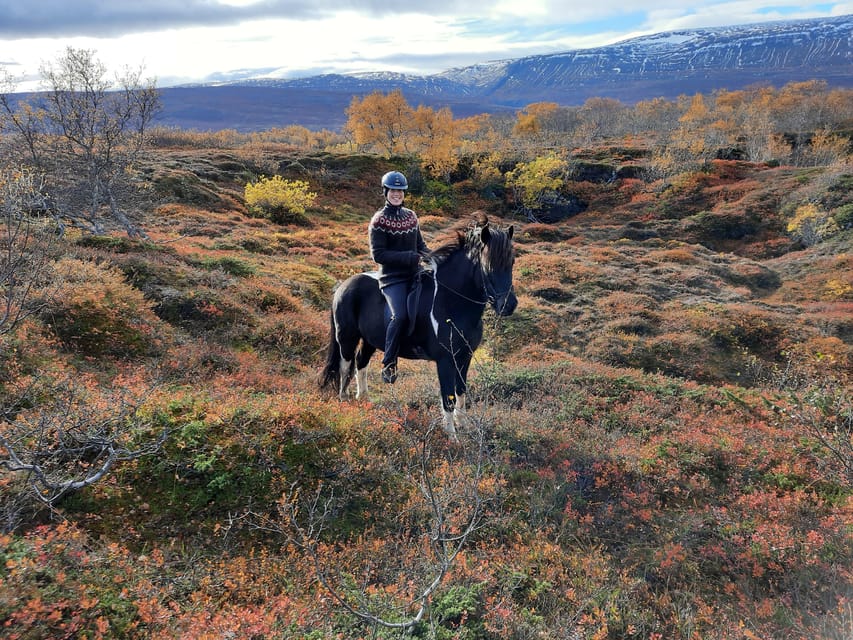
[2,108,852,640]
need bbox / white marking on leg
[355,366,368,400]
[429,258,440,336]
[453,393,470,431]
[442,407,459,442]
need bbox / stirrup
[381,363,398,384]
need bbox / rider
[368,170,430,383]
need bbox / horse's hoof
[442,423,459,442]
[454,414,472,433]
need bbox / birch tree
[0,47,160,237]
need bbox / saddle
[405,268,427,336]
[366,267,430,336]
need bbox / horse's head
[469,218,518,317]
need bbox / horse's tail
[320,308,348,391]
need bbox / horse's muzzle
[493,291,518,316]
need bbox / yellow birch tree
[345,89,415,156]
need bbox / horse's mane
[427,212,513,270]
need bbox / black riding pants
[380,282,408,367]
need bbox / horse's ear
[508,225,514,239]
[479,224,491,245]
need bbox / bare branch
[0,47,160,237]
[277,411,494,633]
[0,377,169,510]
[0,167,56,336]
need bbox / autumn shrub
[822,278,853,301]
[473,361,552,407]
[153,287,253,339]
[244,175,317,224]
[686,303,784,356]
[74,234,140,253]
[280,262,337,310]
[515,222,572,243]
[803,128,851,167]
[684,209,760,244]
[419,582,488,639]
[45,257,168,358]
[152,167,226,208]
[713,259,782,293]
[514,251,584,288]
[638,331,723,380]
[412,179,455,214]
[483,303,555,355]
[582,323,718,381]
[767,379,852,491]
[787,203,841,246]
[470,152,505,197]
[194,254,257,277]
[0,318,67,396]
[0,523,142,640]
[833,203,853,229]
[250,311,326,365]
[769,336,851,388]
[594,292,661,339]
[645,246,698,264]
[238,281,301,313]
[584,330,642,369]
[120,390,275,517]
[527,278,574,303]
[505,152,568,218]
[596,291,659,320]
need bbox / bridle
[428,255,514,308]
[425,231,515,335]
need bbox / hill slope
[1,148,851,639]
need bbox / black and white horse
[320,215,517,438]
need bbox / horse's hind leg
[354,343,376,400]
[338,357,353,399]
[335,331,360,400]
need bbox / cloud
[0,0,630,39]
[0,0,325,38]
[0,1,848,90]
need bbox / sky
[0,1,851,91]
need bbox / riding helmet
[381,171,408,190]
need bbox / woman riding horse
[322,211,517,440]
[368,171,430,384]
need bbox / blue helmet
[381,171,408,190]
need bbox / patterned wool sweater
[368,203,428,288]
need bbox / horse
[320,214,517,439]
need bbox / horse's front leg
[436,357,460,442]
[451,355,473,431]
[354,367,368,400]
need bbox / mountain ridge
[157,14,853,131]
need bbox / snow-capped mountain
[462,15,852,103]
[159,15,852,131]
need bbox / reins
[427,251,514,307]
[434,276,489,306]
[426,254,488,307]
[424,223,515,336]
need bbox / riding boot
[380,282,408,384]
[382,318,402,383]
[381,361,397,384]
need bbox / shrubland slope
[1,146,851,639]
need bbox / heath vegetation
[1,48,851,639]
